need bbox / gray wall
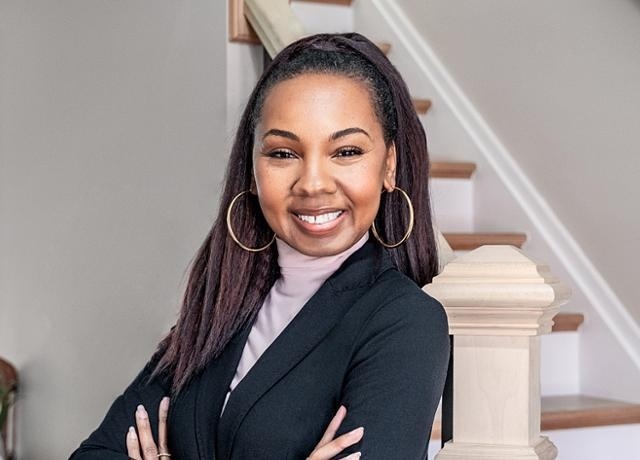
[0,1,228,457]
[396,0,640,324]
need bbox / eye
[335,147,364,158]
[267,150,296,159]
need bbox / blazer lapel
[191,318,253,460]
[214,237,394,459]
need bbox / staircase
[230,1,640,458]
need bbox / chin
[291,233,360,257]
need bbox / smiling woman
[70,32,449,460]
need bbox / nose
[291,154,337,197]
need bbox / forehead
[257,73,381,137]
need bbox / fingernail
[136,404,148,419]
[160,396,170,411]
[349,426,364,437]
[128,426,137,438]
[353,453,362,459]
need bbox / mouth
[291,209,346,235]
[294,210,344,225]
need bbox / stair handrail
[244,0,305,58]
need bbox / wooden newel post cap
[424,245,571,336]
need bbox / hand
[126,396,171,460]
[306,405,364,460]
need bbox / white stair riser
[542,424,640,459]
[541,331,580,396]
[430,178,474,233]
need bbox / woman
[70,32,450,460]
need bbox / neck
[273,232,370,296]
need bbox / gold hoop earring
[370,186,414,248]
[226,190,275,252]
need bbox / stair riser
[541,332,580,396]
[430,178,474,233]
[541,424,640,460]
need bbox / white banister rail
[424,245,571,459]
[244,0,305,57]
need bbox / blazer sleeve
[68,353,170,459]
[333,291,450,460]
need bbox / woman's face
[252,72,396,256]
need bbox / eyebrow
[261,127,372,142]
[262,129,299,142]
[330,127,372,142]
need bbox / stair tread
[442,232,527,250]
[431,394,640,440]
[430,161,476,179]
[542,394,640,430]
[413,98,432,114]
[551,312,585,332]
[376,42,391,55]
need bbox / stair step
[413,98,432,114]
[430,161,476,179]
[552,312,585,332]
[542,395,640,430]
[431,395,640,440]
[442,232,527,250]
[376,42,391,55]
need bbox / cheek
[253,162,288,219]
[340,164,384,217]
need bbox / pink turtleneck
[219,231,370,417]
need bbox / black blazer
[70,237,450,459]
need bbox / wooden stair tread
[542,395,640,430]
[376,42,391,55]
[552,312,585,332]
[443,232,527,250]
[430,395,640,439]
[430,161,476,179]
[413,99,432,114]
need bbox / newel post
[424,245,571,459]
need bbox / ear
[249,175,258,195]
[382,142,397,192]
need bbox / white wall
[394,0,640,324]
[0,1,229,457]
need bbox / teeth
[296,210,343,225]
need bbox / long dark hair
[149,32,438,397]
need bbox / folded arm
[333,291,450,460]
